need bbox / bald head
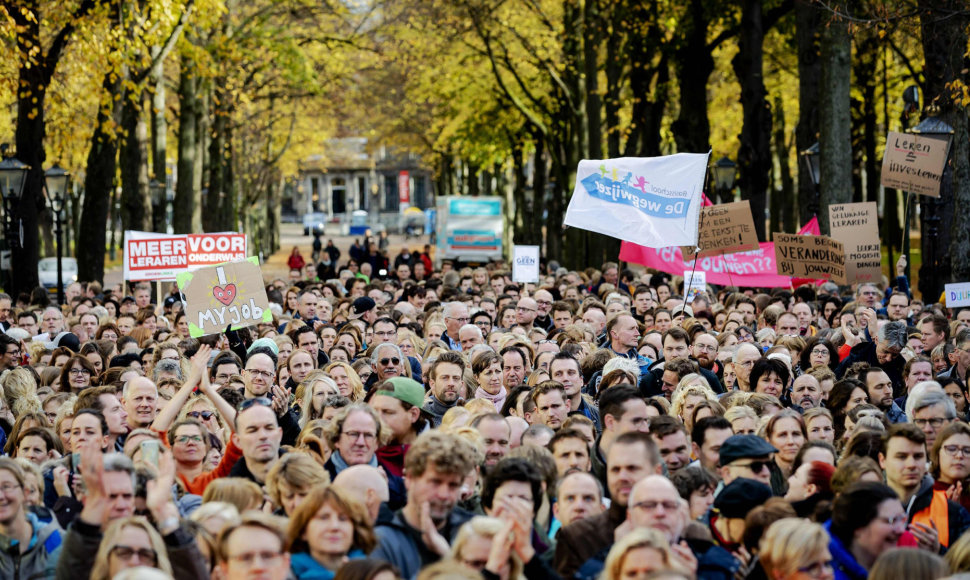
[629,475,687,542]
[507,416,529,448]
[332,464,389,524]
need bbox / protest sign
[124,231,188,281]
[880,130,949,197]
[773,232,846,284]
[512,245,540,283]
[945,283,970,308]
[682,201,760,258]
[683,270,706,302]
[829,202,881,284]
[620,217,821,288]
[564,154,708,248]
[124,231,248,281]
[176,257,272,338]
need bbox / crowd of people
[2,248,970,580]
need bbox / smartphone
[140,440,161,467]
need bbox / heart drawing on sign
[213,284,237,306]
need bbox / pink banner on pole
[620,217,821,288]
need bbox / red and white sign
[124,231,248,281]
[398,171,410,211]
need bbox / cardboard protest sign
[176,257,272,338]
[880,131,949,197]
[945,283,970,308]
[512,245,540,283]
[564,154,708,248]
[682,201,760,258]
[773,233,846,285]
[828,202,881,284]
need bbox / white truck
[435,196,504,265]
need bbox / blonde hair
[724,404,758,428]
[1,368,43,416]
[759,518,831,579]
[601,527,676,580]
[669,381,717,422]
[298,371,339,427]
[265,452,330,512]
[440,406,471,430]
[464,398,497,419]
[323,361,364,402]
[451,517,523,578]
[90,516,173,580]
[201,478,264,512]
[396,328,427,357]
[946,525,970,572]
[189,501,241,536]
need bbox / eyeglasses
[811,348,829,355]
[943,445,970,457]
[693,344,717,352]
[447,316,470,323]
[187,411,215,421]
[0,483,22,495]
[632,500,680,511]
[245,368,275,379]
[914,417,948,429]
[111,545,157,564]
[379,357,401,366]
[4,349,20,357]
[733,460,771,473]
[238,397,272,412]
[176,435,204,444]
[69,368,91,376]
[516,307,537,313]
[876,514,908,528]
[342,431,377,442]
[537,340,557,345]
[737,360,757,368]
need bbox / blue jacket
[824,520,868,580]
[0,512,62,580]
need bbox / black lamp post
[799,142,820,219]
[44,165,70,305]
[909,114,954,301]
[0,155,30,294]
[711,156,737,203]
[149,179,163,233]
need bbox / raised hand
[419,501,450,556]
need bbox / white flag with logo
[564,154,709,248]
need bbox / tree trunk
[672,0,714,154]
[817,8,852,235]
[773,96,796,233]
[150,55,168,232]
[604,2,624,159]
[206,81,230,232]
[78,72,124,285]
[795,0,821,226]
[920,0,970,294]
[531,133,547,253]
[174,55,199,234]
[120,89,153,232]
[584,0,602,161]
[732,0,772,241]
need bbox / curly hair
[404,431,479,479]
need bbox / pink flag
[620,216,822,288]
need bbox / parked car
[38,257,78,292]
[302,212,327,235]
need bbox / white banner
[564,154,709,248]
[946,283,970,308]
[124,231,248,281]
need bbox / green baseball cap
[378,377,426,408]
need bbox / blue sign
[580,174,690,219]
[449,199,501,216]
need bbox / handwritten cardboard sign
[773,233,846,285]
[829,202,881,284]
[880,131,950,197]
[945,283,970,308]
[176,257,272,338]
[682,201,760,258]
[512,245,540,283]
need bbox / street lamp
[800,142,820,217]
[44,165,70,305]
[909,113,954,301]
[0,156,30,249]
[149,179,163,232]
[711,157,737,203]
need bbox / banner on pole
[124,231,248,281]
[176,257,272,338]
[564,154,709,248]
[773,232,847,285]
[946,283,970,308]
[829,202,881,284]
[880,131,949,197]
[682,201,760,258]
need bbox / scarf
[290,550,366,580]
[475,386,507,412]
[376,444,409,477]
[330,450,378,474]
[426,395,456,423]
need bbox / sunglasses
[735,460,772,473]
[237,397,272,412]
[187,410,215,421]
[379,357,401,366]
